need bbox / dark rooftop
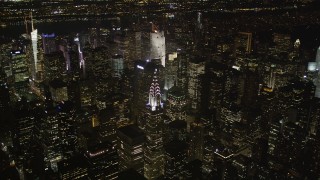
[164,140,188,156]
[169,120,187,130]
[118,124,144,139]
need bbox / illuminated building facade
[42,108,63,170]
[57,155,88,180]
[273,33,291,53]
[166,86,187,122]
[43,52,66,82]
[31,29,38,80]
[150,29,166,67]
[188,59,205,109]
[13,100,35,165]
[111,54,124,78]
[79,80,94,107]
[144,69,164,179]
[30,30,44,83]
[235,32,252,56]
[267,65,276,90]
[164,140,188,179]
[49,79,68,103]
[189,119,205,161]
[164,52,178,92]
[85,141,119,180]
[176,53,189,94]
[42,33,57,55]
[104,93,131,128]
[117,124,145,174]
[11,50,29,83]
[132,60,160,129]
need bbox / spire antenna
[30,12,34,31]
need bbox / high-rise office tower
[188,58,205,109]
[104,93,131,127]
[49,79,68,103]
[144,69,164,179]
[150,24,166,67]
[203,61,226,111]
[231,155,250,179]
[268,117,284,158]
[111,54,124,78]
[11,50,29,84]
[79,80,94,108]
[42,33,57,55]
[57,155,88,180]
[135,31,142,60]
[189,119,205,161]
[220,105,242,134]
[74,35,85,77]
[164,52,178,92]
[273,33,291,53]
[223,68,242,106]
[0,79,10,112]
[176,53,189,93]
[164,140,188,179]
[31,28,38,81]
[164,120,187,144]
[267,65,276,90]
[13,99,35,164]
[202,135,216,175]
[166,86,187,122]
[42,108,63,171]
[235,32,252,56]
[85,141,119,180]
[29,16,44,83]
[117,124,145,174]
[43,52,66,82]
[241,70,260,108]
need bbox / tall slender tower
[74,34,85,77]
[144,69,164,179]
[315,46,320,98]
[27,12,44,84]
[30,12,38,81]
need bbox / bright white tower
[150,24,166,67]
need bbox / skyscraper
[164,140,188,179]
[11,50,29,84]
[235,32,252,56]
[150,24,166,67]
[117,124,145,174]
[31,28,38,81]
[85,141,119,180]
[166,86,187,122]
[111,54,124,78]
[314,46,320,97]
[188,58,205,109]
[144,69,164,179]
[42,33,57,55]
[132,60,160,129]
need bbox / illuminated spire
[148,69,162,111]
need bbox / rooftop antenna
[30,12,34,31]
[24,16,29,35]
